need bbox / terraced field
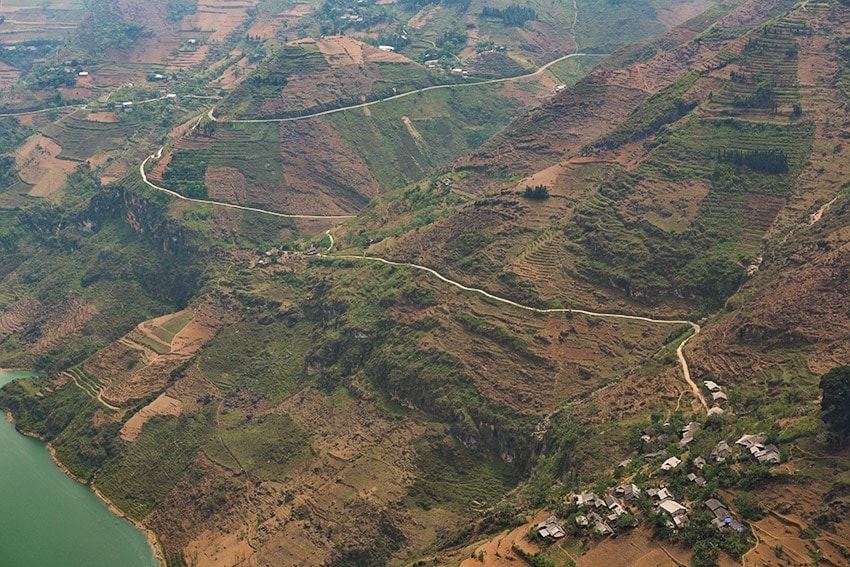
[162,122,285,201]
[710,14,804,112]
[509,230,569,288]
[0,297,38,341]
[41,114,139,161]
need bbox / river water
[0,370,158,567]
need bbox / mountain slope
[2,0,850,565]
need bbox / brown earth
[575,525,702,567]
[86,111,119,123]
[0,61,21,91]
[204,165,251,204]
[278,117,380,214]
[16,133,78,197]
[120,394,182,441]
[29,295,98,354]
[457,511,547,567]
[0,296,41,342]
[85,294,237,405]
[191,0,258,43]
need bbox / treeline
[523,184,549,199]
[718,149,788,173]
[481,4,537,26]
[731,80,776,110]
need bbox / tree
[821,366,850,439]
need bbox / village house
[712,391,728,404]
[614,483,641,501]
[711,440,730,462]
[687,473,707,487]
[693,456,706,470]
[703,380,721,392]
[736,433,766,449]
[680,422,699,446]
[659,499,688,528]
[705,499,746,532]
[661,456,682,471]
[603,495,627,522]
[573,492,598,507]
[708,406,725,416]
[588,511,614,536]
[749,443,781,464]
[648,487,673,503]
[537,515,565,539]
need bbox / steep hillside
[2,0,850,566]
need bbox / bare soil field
[458,511,546,567]
[278,118,379,213]
[120,394,182,441]
[0,62,21,91]
[247,3,313,40]
[204,165,250,204]
[575,526,697,567]
[190,0,258,43]
[86,111,119,123]
[656,0,716,28]
[616,177,711,233]
[16,134,78,197]
[30,296,98,354]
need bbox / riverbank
[46,440,167,566]
[0,369,166,567]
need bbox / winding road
[134,50,709,412]
[321,248,708,412]
[139,147,355,220]
[206,52,602,124]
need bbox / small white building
[377,45,395,52]
[78,71,89,77]
[661,456,682,471]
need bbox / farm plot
[162,122,285,202]
[41,114,140,161]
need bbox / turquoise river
[0,370,158,566]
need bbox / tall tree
[820,366,850,441]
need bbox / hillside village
[531,379,786,559]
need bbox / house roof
[659,500,687,516]
[736,433,767,448]
[661,456,682,470]
[703,380,721,392]
[711,440,730,461]
[705,498,724,511]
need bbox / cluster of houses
[571,483,640,536]
[736,433,781,465]
[536,515,565,539]
[705,498,746,532]
[647,486,689,528]
[704,380,728,413]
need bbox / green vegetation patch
[567,115,813,307]
[97,412,214,520]
[326,84,526,190]
[591,72,699,151]
[199,315,315,402]
[217,411,311,480]
[408,424,520,512]
[216,44,329,117]
[162,122,286,201]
